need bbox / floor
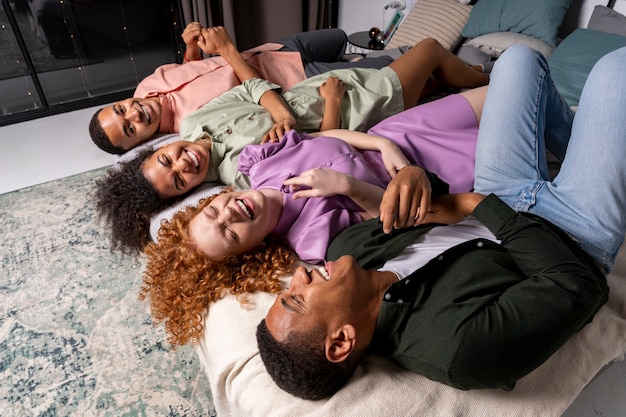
[0,109,625,416]
[0,105,115,195]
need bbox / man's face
[266,256,372,342]
[98,97,161,151]
[188,189,282,259]
[142,140,211,198]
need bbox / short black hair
[89,108,126,155]
[256,319,359,400]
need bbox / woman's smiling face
[142,140,211,198]
[188,190,283,259]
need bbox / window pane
[0,0,182,120]
[0,0,44,115]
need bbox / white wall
[338,0,626,39]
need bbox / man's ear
[325,324,356,363]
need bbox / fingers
[379,166,431,234]
[183,22,202,36]
[320,76,346,94]
[379,188,400,234]
[397,187,421,229]
[263,120,293,143]
[283,172,314,199]
[283,170,313,187]
[283,168,343,199]
[414,190,430,225]
[182,22,203,54]
[197,26,233,54]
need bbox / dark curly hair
[141,192,297,347]
[89,108,125,155]
[256,318,361,400]
[93,147,179,256]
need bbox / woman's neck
[259,188,284,228]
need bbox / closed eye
[208,206,239,242]
[281,295,304,313]
[157,153,172,167]
[227,226,239,242]
[291,295,305,309]
[155,153,185,190]
[174,174,185,190]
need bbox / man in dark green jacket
[256,46,626,399]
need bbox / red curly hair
[140,189,296,347]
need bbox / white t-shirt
[382,217,500,280]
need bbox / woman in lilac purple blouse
[140,87,485,347]
[158,86,486,264]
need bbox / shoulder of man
[326,219,441,270]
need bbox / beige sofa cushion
[385,0,473,50]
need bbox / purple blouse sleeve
[238,130,312,176]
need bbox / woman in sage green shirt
[171,37,489,192]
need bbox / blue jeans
[474,45,626,273]
[278,28,394,77]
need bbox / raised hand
[181,22,203,61]
[197,26,236,56]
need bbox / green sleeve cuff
[243,78,282,103]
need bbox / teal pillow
[548,28,626,107]
[461,0,574,46]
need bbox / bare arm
[381,171,485,234]
[197,26,258,82]
[198,26,295,141]
[313,129,411,178]
[380,166,483,234]
[421,193,486,225]
[319,77,346,131]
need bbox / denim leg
[279,28,394,77]
[475,45,626,272]
[531,46,626,271]
[474,45,574,205]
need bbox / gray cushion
[587,5,626,37]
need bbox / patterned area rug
[0,168,216,416]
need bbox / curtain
[178,0,338,50]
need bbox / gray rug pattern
[0,168,215,416]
